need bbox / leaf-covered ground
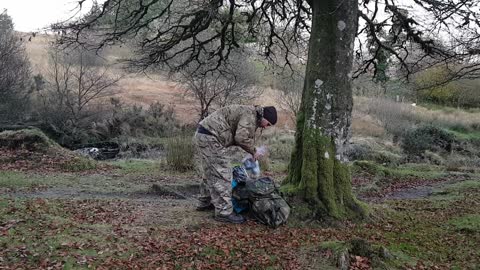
[1,154,479,269]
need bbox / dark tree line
[0,11,32,123]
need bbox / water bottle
[243,158,260,178]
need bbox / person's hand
[253,152,260,161]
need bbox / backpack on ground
[232,167,290,228]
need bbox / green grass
[430,180,480,201]
[353,160,448,179]
[264,133,295,162]
[110,159,197,178]
[111,159,164,174]
[0,198,139,269]
[388,241,419,254]
[418,102,480,114]
[389,165,446,179]
[447,129,480,141]
[449,214,480,233]
[61,157,97,171]
[267,161,289,174]
[0,169,155,193]
[319,241,347,253]
[140,136,169,146]
[0,171,40,189]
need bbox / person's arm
[234,115,256,156]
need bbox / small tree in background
[37,46,120,146]
[274,68,304,124]
[174,50,260,120]
[414,65,480,108]
[414,66,459,105]
[455,79,480,108]
[0,10,32,123]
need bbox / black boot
[214,212,246,224]
[195,202,215,211]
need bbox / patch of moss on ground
[319,241,348,252]
[353,160,448,179]
[0,128,59,151]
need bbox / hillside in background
[21,33,293,127]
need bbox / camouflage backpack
[232,173,291,228]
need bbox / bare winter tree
[273,67,304,124]
[175,50,260,120]
[0,11,32,123]
[53,0,480,219]
[38,47,121,145]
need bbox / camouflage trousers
[194,132,233,216]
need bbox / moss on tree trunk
[283,0,366,220]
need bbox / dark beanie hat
[263,106,277,125]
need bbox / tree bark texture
[283,0,365,219]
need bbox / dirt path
[357,176,470,202]
[4,173,468,206]
[0,178,210,228]
[6,183,201,201]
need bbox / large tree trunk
[283,0,366,219]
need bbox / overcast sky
[1,0,94,32]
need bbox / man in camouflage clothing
[194,105,277,224]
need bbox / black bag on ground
[232,176,290,228]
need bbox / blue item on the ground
[232,177,248,213]
[231,158,260,213]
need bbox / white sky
[1,0,95,32]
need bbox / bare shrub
[352,74,385,97]
[165,136,195,172]
[36,47,120,146]
[273,68,303,123]
[91,99,180,141]
[174,50,260,120]
[61,156,97,171]
[401,125,454,157]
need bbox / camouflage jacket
[199,105,261,155]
